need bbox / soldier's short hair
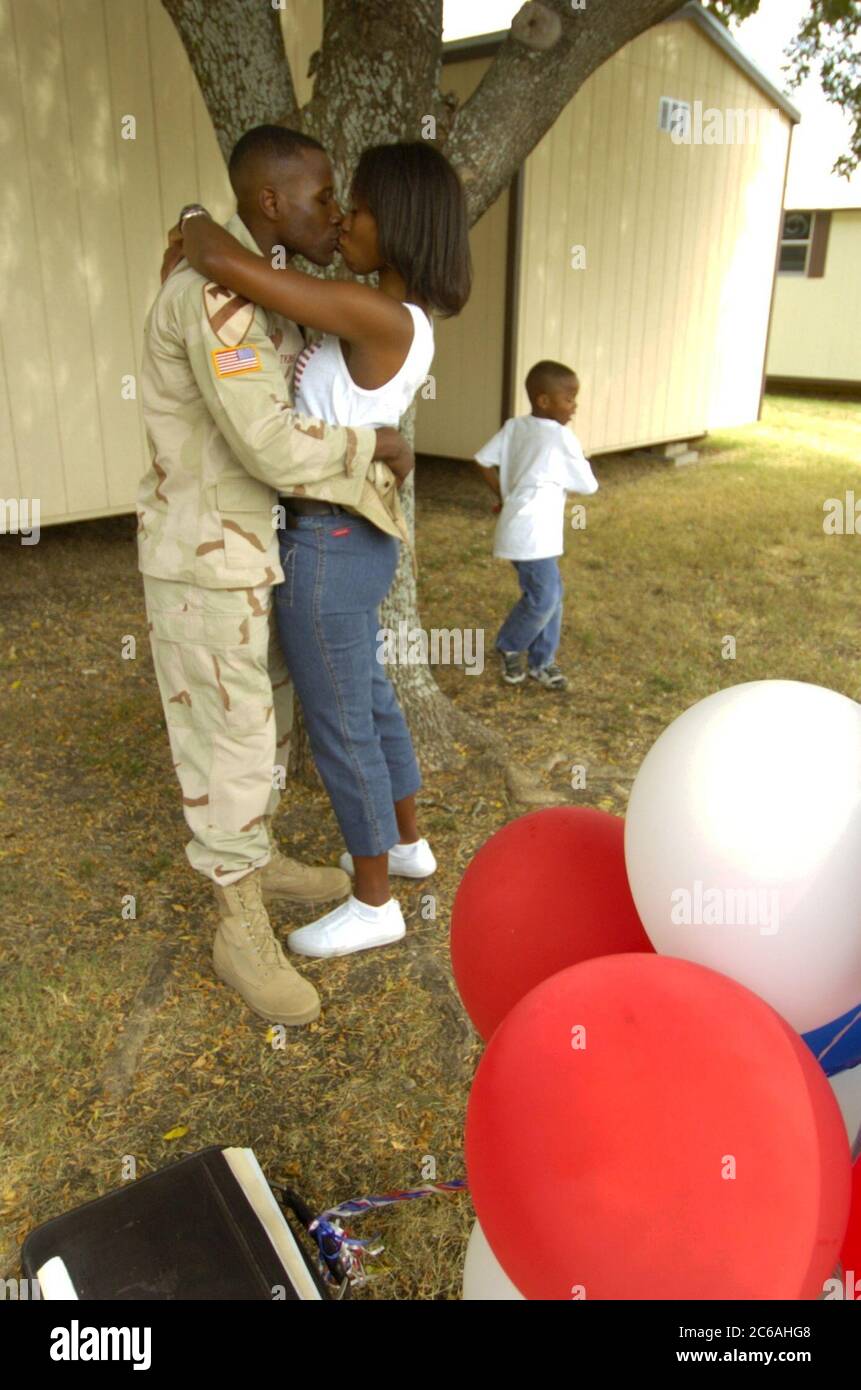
[228,125,325,192]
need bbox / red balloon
[840,1156,861,1284]
[451,807,651,1040]
[466,954,851,1300]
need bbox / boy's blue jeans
[496,557,564,670]
[274,512,421,857]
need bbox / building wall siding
[766,211,861,384]
[512,20,791,453]
[414,57,510,460]
[0,2,793,520]
[1,0,233,523]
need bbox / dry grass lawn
[0,393,859,1298]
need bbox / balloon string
[816,1008,861,1064]
[319,1179,468,1222]
[307,1180,468,1291]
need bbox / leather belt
[280,497,345,516]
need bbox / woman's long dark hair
[351,141,472,318]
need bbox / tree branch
[446,0,688,224]
[302,0,444,179]
[161,0,299,157]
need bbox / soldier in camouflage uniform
[138,127,413,1027]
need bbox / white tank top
[294,301,434,429]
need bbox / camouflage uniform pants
[142,575,294,886]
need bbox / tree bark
[302,0,448,180]
[162,0,688,770]
[376,407,504,767]
[162,0,299,155]
[447,0,688,223]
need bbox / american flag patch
[211,345,261,378]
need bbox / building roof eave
[441,3,802,125]
[441,30,507,64]
[668,2,801,124]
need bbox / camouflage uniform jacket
[136,213,378,589]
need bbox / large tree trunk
[162,0,686,769]
[284,0,477,769]
[376,407,502,763]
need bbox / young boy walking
[474,360,598,691]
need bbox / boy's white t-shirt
[474,414,598,561]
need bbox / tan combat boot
[212,868,321,1026]
[259,815,350,906]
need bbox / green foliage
[705,0,861,176]
[707,0,761,20]
[787,1,861,176]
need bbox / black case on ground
[20,1145,331,1300]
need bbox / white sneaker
[339,838,437,879]
[286,895,406,959]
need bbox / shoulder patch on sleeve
[211,344,262,378]
[203,281,256,347]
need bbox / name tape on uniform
[211,345,262,378]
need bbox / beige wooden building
[416,3,799,460]
[0,0,315,527]
[766,194,861,394]
[0,0,798,525]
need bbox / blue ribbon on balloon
[803,1005,861,1078]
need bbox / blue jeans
[496,557,564,670]
[274,512,421,857]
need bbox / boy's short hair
[526,360,579,404]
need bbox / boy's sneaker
[499,650,526,685]
[286,895,406,959]
[339,838,437,879]
[529,663,568,691]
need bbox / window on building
[779,212,812,273]
[779,211,832,277]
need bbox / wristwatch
[178,203,211,230]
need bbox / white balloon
[624,681,861,1034]
[462,1220,526,1300]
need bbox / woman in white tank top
[177,140,471,960]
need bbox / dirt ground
[1,394,859,1298]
